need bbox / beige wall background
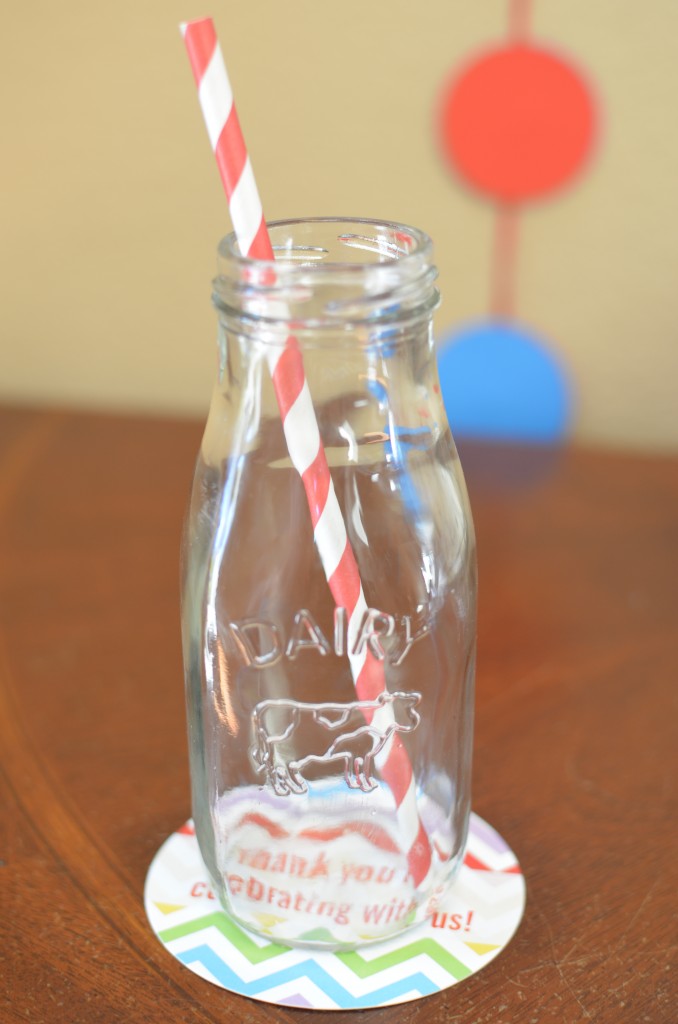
[2,1,677,451]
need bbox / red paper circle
[439,44,596,202]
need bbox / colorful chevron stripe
[145,811,525,1009]
[177,943,440,1008]
[159,911,288,962]
[159,910,470,979]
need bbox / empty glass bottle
[181,218,476,949]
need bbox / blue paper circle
[437,321,571,444]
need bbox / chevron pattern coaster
[145,813,525,1009]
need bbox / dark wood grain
[1,406,676,1023]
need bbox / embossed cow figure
[251,691,421,796]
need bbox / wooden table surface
[1,405,676,1023]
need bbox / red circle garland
[439,43,596,202]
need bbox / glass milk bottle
[181,218,476,949]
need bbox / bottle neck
[212,217,440,351]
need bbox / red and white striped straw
[181,17,432,887]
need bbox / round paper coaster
[144,812,525,1010]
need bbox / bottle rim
[213,217,440,339]
[217,216,433,271]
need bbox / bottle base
[202,783,467,950]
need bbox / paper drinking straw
[181,17,432,887]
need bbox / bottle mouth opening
[218,217,433,270]
[213,217,439,339]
